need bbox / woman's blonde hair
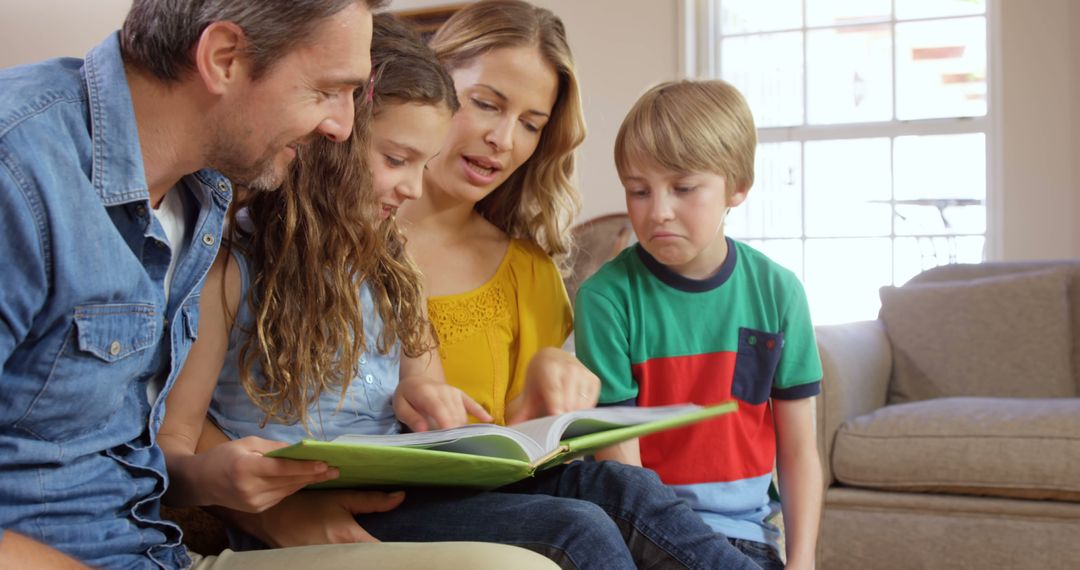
[429,0,585,263]
[614,79,757,195]
[230,14,453,428]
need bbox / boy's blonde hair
[615,80,757,195]
[430,0,585,263]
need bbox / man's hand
[507,347,600,424]
[393,378,492,431]
[234,489,407,547]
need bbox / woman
[401,0,597,426]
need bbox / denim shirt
[0,34,231,569]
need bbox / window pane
[805,237,892,324]
[804,138,891,237]
[896,17,987,120]
[807,25,892,124]
[895,0,985,20]
[721,0,802,34]
[722,33,804,128]
[894,235,986,284]
[893,133,985,236]
[727,142,802,239]
[743,239,803,277]
[806,0,890,27]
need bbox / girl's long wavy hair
[229,121,375,427]
[229,13,456,427]
[429,0,586,266]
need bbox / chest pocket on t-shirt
[731,327,784,405]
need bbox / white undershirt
[149,187,188,404]
[153,188,188,303]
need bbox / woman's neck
[400,180,483,236]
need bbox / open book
[266,402,736,490]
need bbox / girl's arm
[159,251,338,512]
[773,397,823,570]
[393,347,491,431]
[195,416,407,548]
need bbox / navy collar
[635,237,737,293]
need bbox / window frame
[677,0,1000,319]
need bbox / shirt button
[136,205,148,217]
[217,180,230,193]
[202,233,216,246]
[364,374,374,384]
[359,356,367,365]
[109,341,121,356]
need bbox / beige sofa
[815,261,1080,569]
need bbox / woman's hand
[507,347,600,424]
[226,489,407,547]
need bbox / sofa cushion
[880,269,1074,404]
[832,397,1080,502]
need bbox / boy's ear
[193,21,250,96]
[728,183,750,208]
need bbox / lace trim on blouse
[428,281,511,346]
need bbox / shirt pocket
[731,327,784,405]
[15,303,159,442]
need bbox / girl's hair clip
[365,72,377,104]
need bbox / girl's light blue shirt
[209,248,401,443]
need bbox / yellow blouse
[427,238,572,425]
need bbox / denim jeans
[232,461,758,569]
[729,538,783,570]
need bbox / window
[681,0,990,324]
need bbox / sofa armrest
[815,320,892,486]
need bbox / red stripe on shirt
[632,353,775,485]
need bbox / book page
[510,404,705,451]
[330,424,545,462]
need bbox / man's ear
[194,21,249,95]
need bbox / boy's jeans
[729,538,784,570]
[232,461,758,569]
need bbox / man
[0,1,553,568]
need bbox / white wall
[0,0,133,67]
[996,0,1078,260]
[1072,2,1080,258]
[2,0,1077,260]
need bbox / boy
[575,79,823,570]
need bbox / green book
[266,401,737,490]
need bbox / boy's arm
[0,531,89,570]
[160,251,337,511]
[773,397,822,570]
[593,439,641,465]
[574,285,641,464]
